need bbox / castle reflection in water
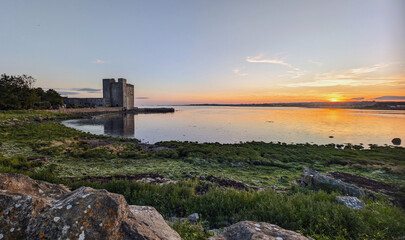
[103,113,134,137]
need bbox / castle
[63,78,134,109]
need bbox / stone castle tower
[102,78,134,109]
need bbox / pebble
[79,231,85,240]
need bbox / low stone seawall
[49,107,124,114]
[48,107,175,114]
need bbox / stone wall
[126,84,134,109]
[102,78,115,107]
[50,107,124,114]
[63,98,103,108]
[111,81,124,107]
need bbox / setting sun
[328,98,341,102]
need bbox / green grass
[1,110,405,239]
[28,173,405,240]
[0,110,71,121]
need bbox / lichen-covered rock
[0,173,70,239]
[209,221,309,240]
[335,196,365,210]
[300,167,365,197]
[0,173,181,240]
[0,173,70,200]
[127,205,181,240]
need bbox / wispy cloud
[285,79,394,87]
[351,97,365,101]
[279,69,307,79]
[374,96,405,100]
[308,60,323,67]
[285,63,393,87]
[233,68,248,77]
[351,63,388,74]
[92,59,105,64]
[57,91,79,95]
[246,54,296,69]
[246,54,306,79]
[136,97,149,99]
[73,88,101,92]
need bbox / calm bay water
[62,106,405,147]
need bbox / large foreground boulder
[209,221,309,240]
[300,167,365,197]
[0,173,180,240]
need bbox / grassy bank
[1,110,405,239]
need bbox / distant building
[63,78,134,109]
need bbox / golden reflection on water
[64,107,405,146]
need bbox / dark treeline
[0,74,63,110]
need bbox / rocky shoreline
[0,173,309,240]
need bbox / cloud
[351,64,388,74]
[92,59,105,64]
[285,79,394,87]
[374,96,405,100]
[279,69,307,79]
[57,91,79,95]
[285,63,393,87]
[233,68,248,77]
[351,97,365,101]
[246,54,306,79]
[308,60,323,67]
[136,97,149,99]
[246,54,297,69]
[73,88,101,92]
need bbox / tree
[0,74,63,110]
[43,89,63,108]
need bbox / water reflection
[103,113,134,137]
[63,113,135,138]
[62,106,405,147]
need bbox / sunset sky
[1,0,404,105]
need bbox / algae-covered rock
[300,167,365,197]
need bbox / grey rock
[188,212,199,223]
[300,167,365,197]
[0,173,181,240]
[335,196,365,210]
[209,221,310,240]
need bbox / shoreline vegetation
[1,110,405,239]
